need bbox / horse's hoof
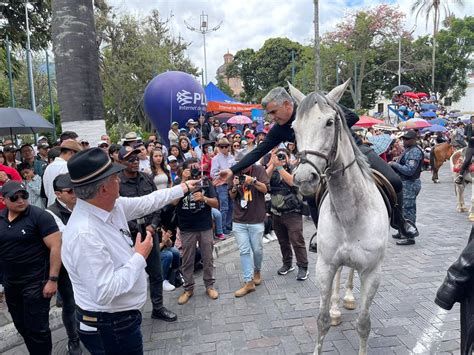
[459,208,468,213]
[343,298,356,310]
[330,314,342,326]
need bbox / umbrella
[420,111,437,118]
[227,115,252,125]
[416,92,428,98]
[449,112,463,118]
[430,118,447,126]
[399,118,432,129]
[392,85,412,92]
[403,91,419,99]
[354,115,384,128]
[421,124,447,133]
[420,103,437,111]
[367,134,393,155]
[449,109,461,113]
[372,124,398,132]
[0,108,55,136]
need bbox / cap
[3,145,17,152]
[61,140,83,153]
[401,130,417,140]
[1,180,27,198]
[38,143,50,149]
[168,155,178,163]
[264,121,270,125]
[171,121,179,126]
[118,146,140,160]
[97,140,109,147]
[245,133,255,140]
[186,119,197,126]
[19,143,33,151]
[37,136,47,142]
[53,173,73,191]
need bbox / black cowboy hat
[401,130,417,140]
[67,148,125,187]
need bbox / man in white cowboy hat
[122,132,141,147]
[62,148,200,354]
[186,119,201,141]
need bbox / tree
[411,0,464,94]
[226,48,257,102]
[51,0,104,125]
[216,75,234,97]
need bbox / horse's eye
[326,119,334,127]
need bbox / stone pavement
[2,164,472,354]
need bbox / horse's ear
[287,82,305,105]
[326,79,351,103]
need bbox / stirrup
[309,231,318,253]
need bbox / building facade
[216,52,243,98]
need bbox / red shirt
[0,164,22,210]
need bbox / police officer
[0,180,62,354]
[455,116,474,184]
[118,146,177,322]
[389,130,424,246]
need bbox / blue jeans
[233,222,264,282]
[211,208,223,234]
[216,184,233,233]
[76,308,143,355]
[160,247,180,280]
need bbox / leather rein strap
[296,95,356,181]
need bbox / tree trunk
[51,0,104,126]
[314,0,321,91]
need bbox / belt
[76,306,139,322]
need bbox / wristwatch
[204,197,208,204]
[48,276,59,282]
[252,177,257,184]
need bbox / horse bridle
[295,94,356,181]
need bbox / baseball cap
[168,155,178,163]
[118,146,140,160]
[38,143,50,149]
[97,140,109,147]
[1,180,27,198]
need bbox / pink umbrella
[354,115,384,128]
[227,115,252,125]
[398,118,432,129]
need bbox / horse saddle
[314,169,397,218]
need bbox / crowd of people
[0,86,471,354]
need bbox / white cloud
[108,0,473,85]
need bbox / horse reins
[296,93,356,182]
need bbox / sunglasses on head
[9,191,29,202]
[219,145,230,148]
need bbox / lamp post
[185,12,222,85]
[24,0,36,112]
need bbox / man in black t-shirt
[0,180,61,354]
[174,158,219,305]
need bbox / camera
[238,175,246,185]
[191,168,201,178]
[277,152,286,161]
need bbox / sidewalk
[2,164,470,354]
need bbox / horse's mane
[298,92,371,179]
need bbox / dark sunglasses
[218,145,230,148]
[81,142,89,145]
[127,155,139,163]
[233,144,240,148]
[99,144,109,148]
[9,191,29,202]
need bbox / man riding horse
[455,116,474,185]
[218,86,419,245]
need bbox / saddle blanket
[452,155,474,173]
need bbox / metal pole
[201,68,205,87]
[24,1,36,112]
[202,33,208,84]
[6,35,15,107]
[291,50,295,83]
[398,36,401,86]
[45,50,56,141]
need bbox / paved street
[2,164,472,354]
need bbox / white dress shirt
[43,157,68,206]
[61,186,184,312]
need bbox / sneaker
[268,231,278,241]
[296,267,309,281]
[163,280,176,291]
[263,235,271,244]
[214,233,226,240]
[277,265,295,275]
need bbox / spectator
[19,144,46,177]
[62,148,198,354]
[232,133,242,144]
[97,140,109,153]
[37,143,50,164]
[200,115,212,139]
[201,141,214,178]
[80,139,90,149]
[4,145,19,169]
[168,122,180,146]
[186,119,200,140]
[100,134,111,145]
[118,146,178,322]
[18,162,44,209]
[263,121,271,134]
[245,133,256,152]
[59,131,78,144]
[250,120,258,134]
[108,143,121,163]
[209,120,222,142]
[229,153,269,297]
[0,161,23,210]
[255,131,266,145]
[122,131,141,147]
[46,174,82,354]
[170,144,184,164]
[0,181,61,354]
[174,158,219,305]
[145,140,155,154]
[286,142,298,167]
[266,148,309,280]
[0,151,6,165]
[211,138,236,234]
[231,141,241,156]
[179,137,196,160]
[43,140,82,206]
[150,148,171,190]
[159,228,181,292]
[134,142,151,175]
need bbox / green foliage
[0,0,51,49]
[216,75,234,97]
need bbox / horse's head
[290,80,351,196]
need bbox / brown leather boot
[253,271,262,286]
[206,287,219,300]
[178,290,193,305]
[234,281,255,297]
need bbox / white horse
[450,148,474,221]
[290,81,389,355]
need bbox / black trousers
[58,266,79,342]
[460,147,474,175]
[5,278,52,355]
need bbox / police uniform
[391,139,423,224]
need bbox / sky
[108,0,472,85]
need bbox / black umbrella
[0,107,55,136]
[391,85,412,92]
